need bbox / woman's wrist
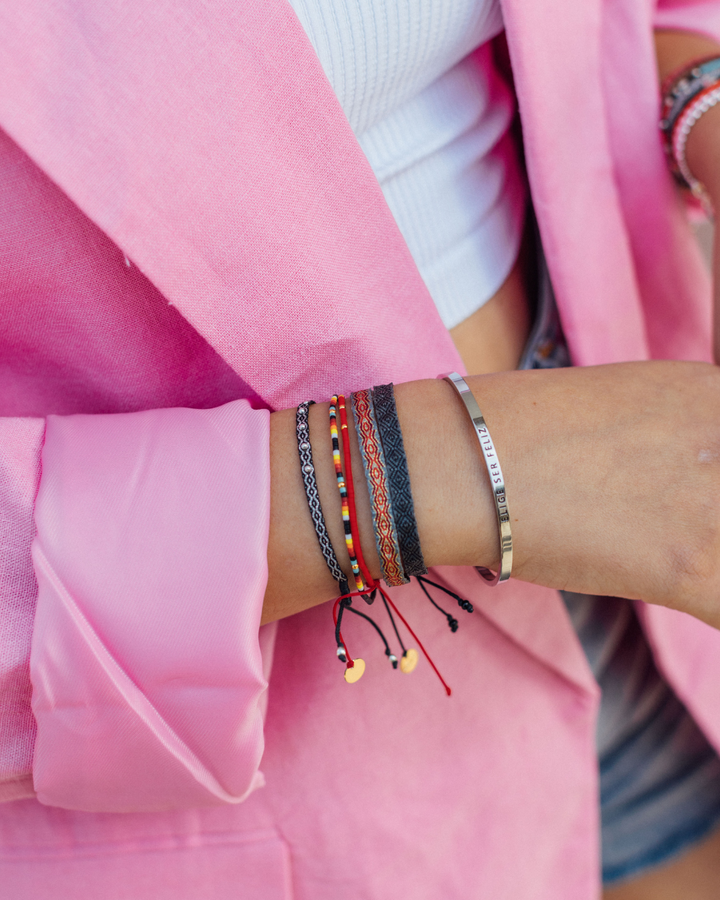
[655,30,720,206]
[262,376,502,624]
[264,360,720,631]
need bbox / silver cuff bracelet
[439,372,512,585]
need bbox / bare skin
[263,27,720,900]
[447,257,530,376]
[604,826,720,900]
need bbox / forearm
[264,361,720,630]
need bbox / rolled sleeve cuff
[31,400,272,812]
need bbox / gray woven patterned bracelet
[296,401,349,596]
[371,383,427,577]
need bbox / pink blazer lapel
[500,0,651,365]
[0,0,462,409]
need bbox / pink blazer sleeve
[21,399,272,812]
[654,0,720,41]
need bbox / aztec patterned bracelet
[351,389,408,587]
[296,401,349,597]
[440,372,512,585]
[372,383,427,578]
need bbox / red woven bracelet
[351,389,407,587]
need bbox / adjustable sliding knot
[416,575,472,633]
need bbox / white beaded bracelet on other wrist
[672,84,720,219]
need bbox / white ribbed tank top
[287,0,526,328]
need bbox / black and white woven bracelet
[371,383,427,578]
[296,401,350,596]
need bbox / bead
[300,441,310,451]
[303,464,313,474]
[336,646,347,663]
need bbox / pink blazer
[1,0,720,896]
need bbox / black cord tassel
[416,575,474,614]
[380,591,407,657]
[341,599,399,668]
[416,577,459,632]
[335,598,349,662]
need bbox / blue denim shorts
[564,594,720,885]
[523,246,720,886]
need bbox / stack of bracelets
[291,59,720,693]
[295,373,513,694]
[660,54,720,218]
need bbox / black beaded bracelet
[296,401,350,596]
[371,383,427,578]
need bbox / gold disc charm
[400,648,418,674]
[344,658,366,683]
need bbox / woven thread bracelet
[372,383,427,578]
[351,389,409,587]
[296,401,350,597]
[440,372,512,585]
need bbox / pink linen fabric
[0,0,719,896]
